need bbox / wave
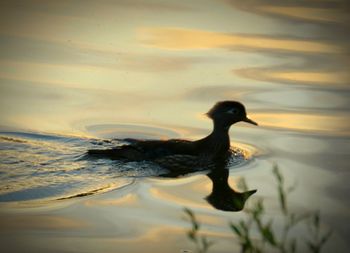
[0,129,254,203]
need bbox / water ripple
[0,128,256,203]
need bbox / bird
[87,101,258,175]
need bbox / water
[0,126,257,253]
[0,129,249,202]
[0,0,349,252]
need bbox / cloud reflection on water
[0,214,87,230]
[140,27,340,53]
[0,1,349,252]
[234,67,349,86]
[224,0,350,25]
[254,112,350,135]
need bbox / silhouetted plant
[184,164,331,253]
[230,164,332,253]
[305,211,332,253]
[184,208,214,253]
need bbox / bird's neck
[212,120,231,133]
[201,120,231,156]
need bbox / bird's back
[87,138,197,161]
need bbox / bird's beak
[243,117,258,126]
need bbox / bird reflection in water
[205,166,256,212]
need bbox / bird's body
[87,101,257,174]
[88,136,230,173]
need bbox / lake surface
[0,0,349,252]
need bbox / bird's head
[206,101,258,127]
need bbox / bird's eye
[227,108,239,114]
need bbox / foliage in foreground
[184,165,332,253]
[184,208,214,253]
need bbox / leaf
[193,220,200,231]
[187,230,196,242]
[239,220,249,233]
[242,240,253,253]
[184,208,195,220]
[201,237,214,252]
[313,212,320,229]
[252,199,264,219]
[260,221,276,246]
[184,208,200,231]
[306,241,319,253]
[278,185,287,214]
[320,230,332,246]
[272,164,283,184]
[262,228,276,245]
[257,199,264,213]
[230,223,242,237]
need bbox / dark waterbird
[88,101,258,211]
[88,101,258,174]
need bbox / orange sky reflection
[255,112,350,135]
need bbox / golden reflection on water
[269,71,349,85]
[255,112,350,134]
[149,185,209,209]
[259,6,348,23]
[0,1,349,252]
[0,60,129,90]
[140,27,340,53]
[227,0,350,24]
[96,226,237,253]
[84,193,139,207]
[0,214,87,230]
[235,68,350,86]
